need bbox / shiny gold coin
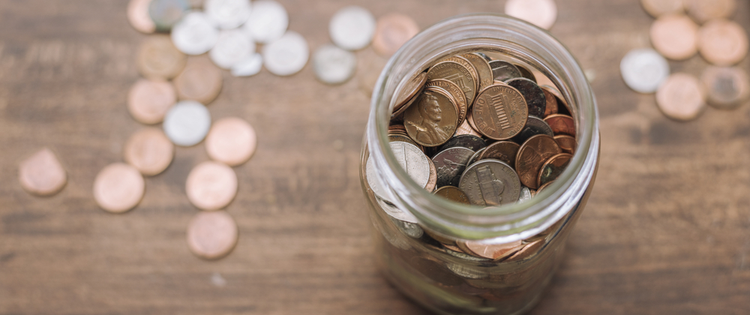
[687,0,735,24]
[516,134,561,189]
[18,148,67,196]
[434,186,470,204]
[124,128,174,176]
[186,161,238,211]
[137,35,187,80]
[544,114,576,137]
[404,87,459,147]
[206,117,257,166]
[701,66,750,108]
[461,53,494,95]
[127,79,176,124]
[554,135,577,154]
[650,14,699,60]
[537,153,572,188]
[174,56,223,105]
[372,13,420,58]
[471,84,528,140]
[128,0,156,33]
[697,19,748,66]
[640,0,684,18]
[426,79,468,125]
[656,73,706,121]
[427,57,477,105]
[186,210,238,260]
[93,163,145,213]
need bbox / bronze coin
[426,79,468,125]
[554,135,577,154]
[392,71,428,118]
[651,14,699,61]
[127,79,176,124]
[18,148,67,196]
[123,128,174,176]
[205,117,257,166]
[433,147,475,188]
[434,186,471,204]
[372,13,420,58]
[186,210,238,260]
[174,57,223,105]
[478,141,520,169]
[516,134,561,189]
[404,87,459,147]
[698,19,748,66]
[454,118,483,138]
[656,73,706,121]
[427,58,477,106]
[541,84,571,115]
[462,53,495,94]
[511,115,554,144]
[471,84,528,140]
[506,238,546,262]
[641,0,684,18]
[438,134,487,152]
[506,77,546,118]
[543,114,576,137]
[93,163,145,213]
[537,153,572,188]
[459,240,524,260]
[686,0,736,24]
[128,0,156,34]
[425,157,438,192]
[515,63,537,83]
[701,66,750,108]
[466,108,479,134]
[536,181,553,194]
[489,60,521,82]
[137,35,187,80]
[541,85,559,117]
[186,161,238,211]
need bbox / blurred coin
[544,114,576,137]
[434,186,470,204]
[506,77,547,117]
[329,6,376,51]
[650,14,698,60]
[124,128,174,176]
[149,0,190,31]
[459,159,521,206]
[205,117,257,166]
[187,211,238,259]
[93,163,145,213]
[460,240,523,260]
[186,161,238,210]
[243,1,288,44]
[516,134,561,189]
[171,11,219,55]
[163,100,212,146]
[433,147,475,188]
[686,0,735,24]
[392,71,427,118]
[554,135,576,154]
[230,53,263,77]
[471,84,528,140]
[18,148,66,196]
[701,66,750,108]
[137,35,187,80]
[127,79,176,124]
[128,0,156,33]
[204,0,252,30]
[697,19,748,66]
[540,85,559,117]
[372,13,419,57]
[506,238,545,261]
[640,0,684,18]
[210,29,255,69]
[479,141,520,168]
[489,60,521,82]
[537,153,571,187]
[262,31,309,76]
[313,44,357,85]
[505,0,557,30]
[174,57,223,104]
[404,87,459,147]
[391,217,424,239]
[425,157,437,192]
[377,197,419,224]
[620,48,670,93]
[656,73,706,121]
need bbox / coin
[471,84,528,140]
[433,147,475,188]
[459,159,521,206]
[428,57,478,105]
[210,29,255,69]
[377,197,419,224]
[204,0,252,30]
[467,147,486,166]
[543,114,576,137]
[174,57,223,105]
[186,210,238,259]
[518,186,533,203]
[462,53,495,97]
[391,218,424,239]
[262,31,309,76]
[513,116,553,144]
[489,60,521,82]
[128,0,156,33]
[515,64,537,83]
[18,148,67,196]
[392,71,427,118]
[313,44,357,85]
[478,141,520,169]
[454,119,483,138]
[204,117,257,166]
[149,0,190,32]
[506,77,547,118]
[506,238,545,262]
[171,12,219,55]
[650,14,699,60]
[242,0,288,44]
[537,153,571,187]
[124,128,174,176]
[163,100,212,146]
[426,79,468,125]
[656,73,706,121]
[697,19,748,66]
[540,85,559,117]
[93,163,145,213]
[389,132,423,151]
[434,186,470,204]
[404,87,459,147]
[620,48,670,93]
[230,53,263,77]
[186,161,238,210]
[641,0,684,18]
[554,135,577,154]
[425,157,438,192]
[516,134,561,189]
[460,240,523,260]
[137,35,187,80]
[329,6,376,51]
[686,0,735,24]
[127,79,176,124]
[391,141,432,189]
[372,13,419,58]
[439,134,487,152]
[505,0,557,30]
[701,66,750,108]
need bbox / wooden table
[2,0,749,314]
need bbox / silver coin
[230,53,263,77]
[446,262,488,279]
[163,100,212,146]
[313,44,357,85]
[149,0,191,31]
[390,141,431,189]
[621,48,670,94]
[467,147,486,166]
[204,0,251,30]
[329,6,375,51]
[242,0,288,44]
[432,147,475,188]
[377,197,418,224]
[459,159,521,206]
[210,29,255,69]
[517,186,533,203]
[365,155,389,202]
[262,31,309,76]
[391,217,424,238]
[489,60,521,82]
[171,11,219,55]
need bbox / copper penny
[472,84,528,140]
[205,117,257,166]
[459,240,524,260]
[186,161,238,211]
[651,14,699,60]
[537,153,572,188]
[427,57,478,106]
[434,186,470,204]
[425,157,438,193]
[18,148,67,196]
[137,35,187,80]
[687,0,735,24]
[541,84,571,116]
[186,210,238,260]
[505,0,557,30]
[93,163,145,213]
[372,13,419,58]
[174,57,223,105]
[392,71,427,118]
[426,79,468,125]
[656,73,706,121]
[128,0,156,33]
[540,84,559,117]
[516,134,561,189]
[127,79,176,124]
[506,238,546,262]
[124,128,174,176]
[404,87,459,147]
[698,19,748,66]
[478,141,520,169]
[506,77,546,118]
[641,0,684,18]
[701,66,750,108]
[544,114,576,137]
[454,119,482,138]
[554,135,577,154]
[462,53,495,94]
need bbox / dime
[149,0,190,32]
[204,0,252,30]
[93,163,145,213]
[313,44,357,85]
[373,13,420,57]
[479,141,520,169]
[543,114,576,137]
[656,73,706,121]
[163,100,212,146]
[186,211,238,259]
[489,60,521,82]
[128,0,156,34]
[392,71,427,118]
[205,117,257,166]
[186,161,238,210]
[124,128,174,176]
[243,0,288,44]
[620,48,670,93]
[174,57,223,105]
[701,66,750,108]
[459,240,523,260]
[506,77,547,117]
[428,57,478,105]
[471,84,528,140]
[433,147,475,188]
[462,53,494,93]
[439,134,486,152]
[506,238,545,262]
[641,0,684,18]
[505,0,557,30]
[537,153,571,187]
[329,6,376,51]
[18,148,67,196]
[650,14,698,60]
[697,19,748,66]
[516,134,561,189]
[210,29,255,69]
[686,0,735,24]
[171,12,219,55]
[137,35,187,80]
[434,186,470,204]
[459,159,521,206]
[554,135,577,154]
[230,53,263,77]
[540,85,559,117]
[127,79,176,125]
[404,87,459,147]
[262,31,309,76]
[426,79,468,125]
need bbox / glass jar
[359,14,600,315]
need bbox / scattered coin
[459,159,521,206]
[515,134,562,189]
[127,79,177,124]
[128,0,156,34]
[697,19,748,66]
[471,84,528,140]
[93,163,145,213]
[230,53,263,77]
[149,0,191,32]
[656,73,706,121]
[640,0,684,18]
[210,29,255,69]
[686,0,736,24]
[243,0,289,44]
[186,161,238,210]
[124,128,175,176]
[187,210,239,259]
[18,148,67,196]
[329,6,376,51]
[163,100,212,146]
[262,31,309,76]
[372,13,420,58]
[404,87,459,147]
[433,186,470,204]
[650,14,699,60]
[171,11,220,55]
[174,57,223,105]
[505,0,558,30]
[137,35,187,80]
[313,44,357,85]
[701,66,750,108]
[205,117,257,166]
[620,48,670,93]
[204,0,252,30]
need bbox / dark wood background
[2,0,750,314]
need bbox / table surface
[2,0,750,314]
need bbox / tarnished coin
[204,0,252,30]
[505,0,557,30]
[656,73,706,121]
[262,31,309,76]
[538,153,571,187]
[479,141,520,169]
[409,256,465,287]
[313,44,357,85]
[433,147,475,188]
[206,117,257,166]
[516,134,561,189]
[186,161,238,211]
[686,0,735,24]
[462,53,494,93]
[163,100,212,146]
[124,128,174,176]
[454,119,483,138]
[459,240,523,260]
[392,71,427,118]
[187,211,238,260]
[373,13,419,58]
[506,238,546,262]
[426,79,468,125]
[701,66,750,108]
[439,134,486,152]
[230,53,263,77]
[210,29,255,69]
[515,64,537,83]
[174,57,223,105]
[427,58,478,106]
[544,114,576,137]
[541,85,559,117]
[93,163,145,213]
[471,84,528,140]
[18,148,67,196]
[651,14,699,60]
[171,12,219,55]
[641,0,684,18]
[149,0,190,32]
[512,116,553,144]
[128,0,156,33]
[459,159,521,206]
[697,19,748,66]
[506,77,546,117]
[329,6,376,51]
[137,35,187,80]
[127,79,176,125]
[434,186,470,204]
[243,0,288,44]
[489,60,521,82]
[620,48,670,93]
[554,135,577,154]
[404,87,459,147]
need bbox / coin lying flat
[93,163,145,213]
[210,29,255,69]
[163,101,212,146]
[650,14,699,60]
[186,161,238,210]
[701,66,750,108]
[506,77,547,118]
[187,211,238,260]
[127,79,176,125]
[149,0,190,32]
[697,19,748,66]
[171,12,220,55]
[329,6,376,51]
[516,134,561,189]
[174,57,223,105]
[554,135,576,154]
[124,128,174,176]
[640,0,684,18]
[478,141,520,169]
[471,84,528,140]
[512,115,553,144]
[18,148,67,196]
[426,79,468,125]
[230,53,263,77]
[205,117,257,166]
[537,153,571,187]
[489,60,521,82]
[262,31,309,76]
[544,114,575,137]
[459,159,521,206]
[656,73,706,121]
[313,44,357,85]
[439,134,486,152]
[434,186,470,204]
[462,53,494,93]
[204,0,252,30]
[427,57,478,105]
[128,0,156,33]
[620,48,670,93]
[404,87,459,147]
[137,35,187,80]
[686,0,736,24]
[372,13,419,57]
[505,0,557,30]
[433,147,475,188]
[243,1,288,44]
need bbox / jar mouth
[367,13,599,240]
